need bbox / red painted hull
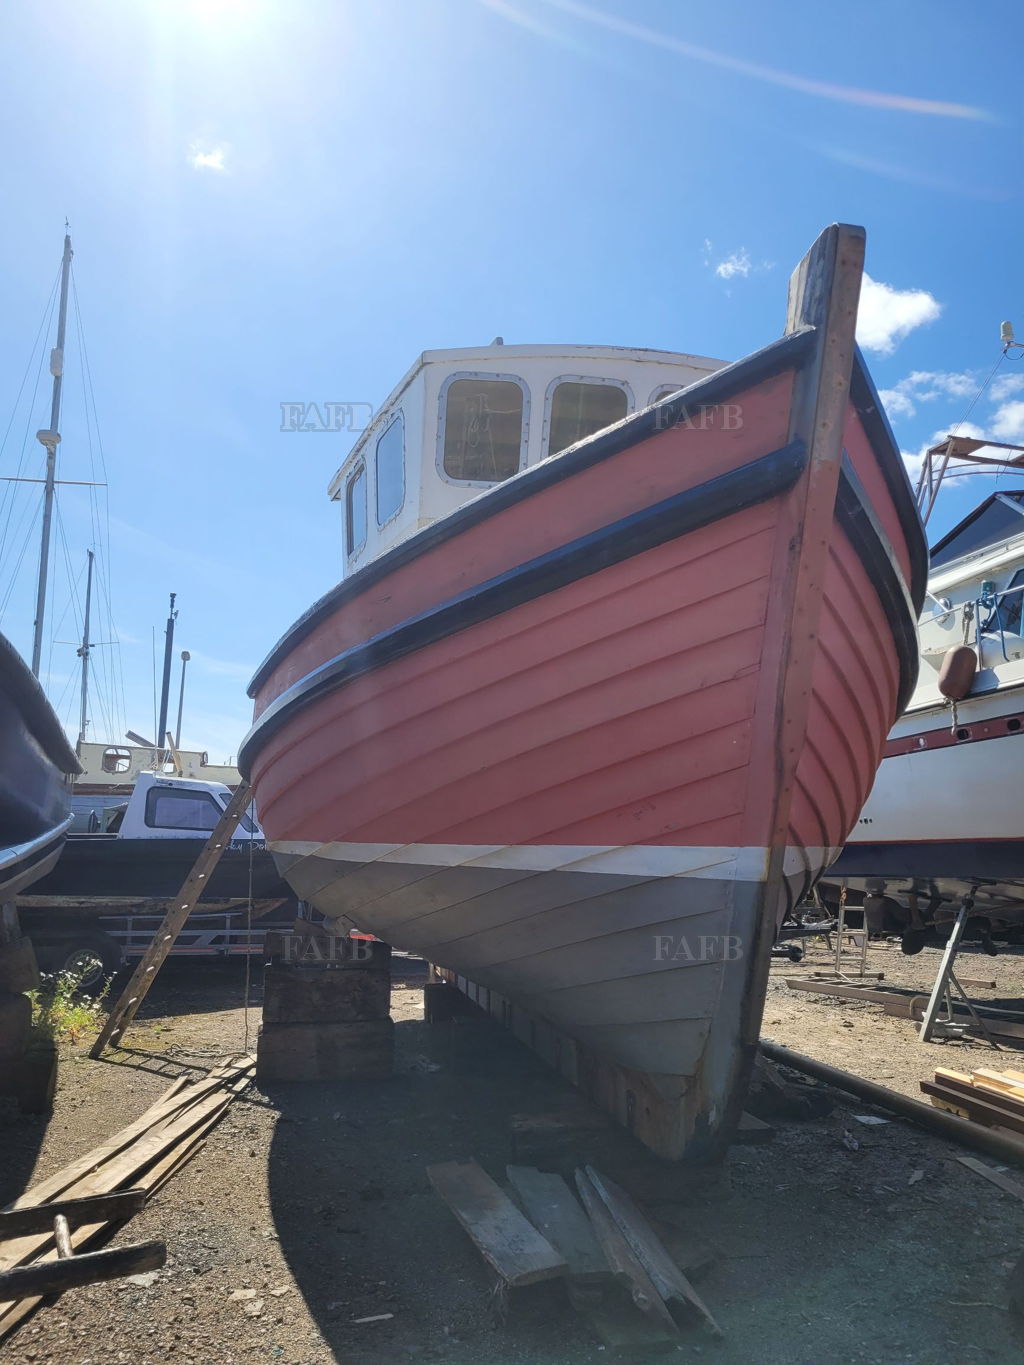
[242,226,925,1158]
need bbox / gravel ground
[2,942,1023,1364]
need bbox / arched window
[345,463,367,557]
[545,379,630,457]
[439,375,527,483]
[375,413,405,526]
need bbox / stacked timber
[0,1056,253,1339]
[922,1067,1024,1138]
[257,932,393,1082]
[427,1158,722,1347]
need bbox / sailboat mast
[30,230,74,678]
[77,548,94,744]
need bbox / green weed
[29,969,111,1044]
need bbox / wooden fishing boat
[0,631,80,900]
[240,224,926,1158]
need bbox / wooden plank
[920,1080,1024,1137]
[0,1062,253,1274]
[958,1155,1024,1202]
[90,780,254,1056]
[583,1166,722,1337]
[574,1168,678,1333]
[0,1239,165,1299]
[0,1189,146,1237]
[505,1166,609,1284]
[2,1057,251,1214]
[426,1160,567,1287]
[971,1069,1024,1100]
[0,1076,248,1338]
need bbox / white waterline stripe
[271,841,827,882]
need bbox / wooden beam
[0,1189,146,1237]
[573,1168,677,1331]
[0,1239,165,1299]
[90,781,253,1056]
[426,1160,567,1287]
[506,1166,610,1285]
[582,1166,722,1336]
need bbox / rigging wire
[0,266,60,535]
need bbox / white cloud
[991,400,1024,443]
[856,273,942,355]
[715,249,752,281]
[990,372,1024,402]
[878,370,978,420]
[188,143,228,172]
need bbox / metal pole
[77,549,94,744]
[174,650,190,748]
[919,890,975,1042]
[155,594,177,763]
[760,1041,1024,1167]
[31,231,73,677]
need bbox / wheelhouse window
[649,383,685,404]
[144,788,222,832]
[547,380,629,457]
[441,376,525,482]
[345,463,367,557]
[101,746,132,775]
[375,413,405,525]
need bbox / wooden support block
[6,1038,57,1116]
[256,1020,394,1083]
[0,991,31,1065]
[262,966,390,1024]
[506,1166,610,1284]
[0,938,39,994]
[0,1239,165,1299]
[426,1160,567,1287]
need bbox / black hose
[760,1040,1024,1168]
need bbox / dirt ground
[3,940,1024,1364]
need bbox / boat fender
[937,644,977,701]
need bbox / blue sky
[0,0,1020,760]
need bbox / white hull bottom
[270,841,825,1084]
[835,725,1024,885]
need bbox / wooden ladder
[90,779,254,1058]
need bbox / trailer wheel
[37,933,123,991]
